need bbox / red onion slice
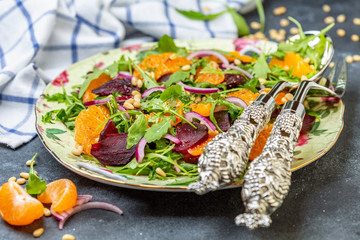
[84,96,131,107]
[164,134,181,144]
[58,202,123,230]
[141,87,166,98]
[225,97,248,109]
[187,50,229,66]
[174,161,181,173]
[114,71,132,79]
[185,111,216,131]
[226,65,254,79]
[239,45,262,56]
[118,105,130,119]
[76,194,93,205]
[135,138,147,162]
[177,82,219,94]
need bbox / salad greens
[25,153,47,196]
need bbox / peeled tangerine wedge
[0,181,44,226]
[38,179,77,213]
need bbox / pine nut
[329,62,335,68]
[62,234,76,240]
[278,29,286,36]
[351,34,359,42]
[284,66,290,71]
[8,176,16,182]
[250,21,261,30]
[337,14,346,23]
[195,96,201,102]
[181,65,191,71]
[336,29,346,37]
[126,98,134,104]
[16,178,26,185]
[280,18,289,27]
[303,58,310,63]
[134,95,141,102]
[234,59,241,65]
[301,75,308,81]
[35,170,38,176]
[155,167,166,177]
[258,78,266,84]
[150,72,155,79]
[345,55,354,64]
[353,55,360,61]
[137,80,143,88]
[324,16,335,24]
[322,4,331,13]
[189,75,194,80]
[281,97,287,104]
[202,97,207,101]
[285,93,294,101]
[254,31,266,40]
[71,148,82,156]
[290,27,299,35]
[123,102,134,110]
[273,6,287,16]
[131,77,138,86]
[133,101,141,108]
[33,228,44,238]
[353,18,360,25]
[44,208,51,217]
[20,172,29,179]
[26,160,36,166]
[310,65,315,70]
[131,90,141,96]
[169,53,177,60]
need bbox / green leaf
[255,0,265,33]
[288,17,305,39]
[160,85,185,101]
[164,70,190,88]
[132,62,159,89]
[227,7,249,36]
[45,128,66,140]
[175,8,228,21]
[25,153,47,196]
[144,118,172,143]
[155,35,179,53]
[126,114,148,149]
[253,53,270,79]
[43,93,67,103]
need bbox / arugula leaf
[160,85,185,101]
[25,153,47,196]
[253,53,270,79]
[175,8,228,21]
[164,70,190,88]
[255,0,265,33]
[288,17,305,39]
[226,7,249,36]
[45,128,66,140]
[126,114,148,149]
[144,118,172,143]
[43,93,67,103]
[155,35,178,53]
[132,62,159,89]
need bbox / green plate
[35,39,344,192]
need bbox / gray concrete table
[1,0,359,239]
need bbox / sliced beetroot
[99,120,118,141]
[158,74,171,83]
[213,111,231,132]
[302,113,316,131]
[92,78,140,96]
[173,122,208,152]
[91,133,136,166]
[225,74,246,89]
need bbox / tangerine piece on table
[269,52,313,77]
[188,130,219,156]
[74,105,110,155]
[227,89,259,105]
[82,73,112,103]
[0,181,44,226]
[37,179,77,213]
[189,102,213,117]
[249,123,274,160]
[196,61,225,85]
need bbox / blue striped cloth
[0,0,253,148]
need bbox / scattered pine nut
[33,228,44,238]
[62,234,76,240]
[123,102,134,110]
[273,6,287,16]
[280,18,290,27]
[71,148,82,156]
[301,75,308,81]
[254,31,266,40]
[134,94,141,102]
[337,14,346,23]
[322,4,331,13]
[131,77,138,86]
[324,16,335,24]
[26,160,36,166]
[353,18,360,25]
[169,53,177,60]
[353,55,360,61]
[285,93,294,101]
[351,34,359,42]
[16,178,26,185]
[329,62,335,68]
[346,55,354,63]
[137,80,143,88]
[8,176,16,182]
[44,208,51,217]
[234,59,241,65]
[250,21,261,30]
[131,90,141,96]
[336,29,346,37]
[155,167,166,177]
[35,170,38,176]
[181,65,191,71]
[20,172,29,180]
[290,27,299,35]
[133,101,141,108]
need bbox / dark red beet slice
[99,120,118,141]
[225,74,246,89]
[301,113,316,131]
[173,122,209,152]
[158,74,171,83]
[91,133,136,166]
[214,111,231,132]
[92,78,140,96]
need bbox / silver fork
[235,59,347,230]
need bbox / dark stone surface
[1,0,359,239]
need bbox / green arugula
[25,153,47,196]
[155,35,178,53]
[126,114,148,149]
[253,53,270,79]
[144,118,172,143]
[255,0,265,33]
[175,8,228,21]
[132,61,159,89]
[164,70,190,88]
[160,85,185,101]
[43,93,67,103]
[45,128,66,140]
[226,7,249,36]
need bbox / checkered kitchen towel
[0,0,254,148]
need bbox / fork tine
[326,59,338,88]
[334,59,347,97]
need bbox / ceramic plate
[35,39,344,192]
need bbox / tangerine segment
[133,53,192,80]
[196,61,225,85]
[188,130,218,156]
[0,181,44,226]
[37,179,77,213]
[82,73,112,103]
[227,89,259,105]
[207,51,254,63]
[189,102,213,117]
[74,105,110,155]
[249,124,274,160]
[269,52,313,77]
